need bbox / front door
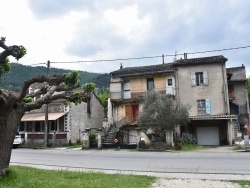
[132,105,139,122]
[125,105,139,124]
[125,105,132,124]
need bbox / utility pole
[44,60,50,147]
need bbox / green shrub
[68,140,73,146]
[174,138,184,150]
[47,142,52,147]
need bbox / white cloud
[0,0,249,76]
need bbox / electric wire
[48,45,250,64]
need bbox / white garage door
[197,127,219,145]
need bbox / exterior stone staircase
[102,125,118,147]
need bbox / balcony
[110,87,175,101]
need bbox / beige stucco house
[109,63,176,146]
[108,55,249,146]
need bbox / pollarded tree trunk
[0,99,24,175]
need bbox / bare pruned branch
[18,74,65,102]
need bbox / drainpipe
[222,61,232,144]
[221,61,229,114]
[175,68,180,107]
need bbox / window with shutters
[191,71,208,86]
[197,99,211,115]
[195,72,203,86]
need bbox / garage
[197,127,219,145]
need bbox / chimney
[184,53,187,59]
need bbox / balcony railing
[110,87,175,100]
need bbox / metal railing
[110,87,175,100]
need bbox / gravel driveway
[151,179,241,188]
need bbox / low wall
[20,132,67,147]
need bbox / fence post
[97,128,103,149]
[165,130,174,148]
[136,128,141,150]
[82,128,90,149]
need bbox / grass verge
[0,166,155,188]
[66,144,82,149]
[231,180,250,187]
[176,144,217,152]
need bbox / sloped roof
[174,55,227,66]
[110,55,228,77]
[110,63,174,77]
[190,114,236,120]
[21,112,67,121]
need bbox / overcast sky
[0,0,249,77]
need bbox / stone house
[19,91,104,147]
[108,55,249,146]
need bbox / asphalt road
[10,147,250,180]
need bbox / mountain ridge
[0,63,110,92]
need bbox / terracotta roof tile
[174,55,227,65]
[110,63,174,77]
[110,56,228,77]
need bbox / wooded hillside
[0,63,110,91]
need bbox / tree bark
[0,108,24,175]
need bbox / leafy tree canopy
[82,82,96,92]
[138,90,190,131]
[63,71,81,88]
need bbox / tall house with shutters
[109,55,249,146]
[174,56,239,145]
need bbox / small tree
[138,90,190,132]
[82,82,96,92]
[0,38,90,176]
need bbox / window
[50,121,56,131]
[168,79,173,86]
[147,78,154,91]
[19,122,25,132]
[123,81,131,99]
[191,71,208,86]
[195,72,203,86]
[35,122,41,132]
[197,99,211,115]
[26,122,33,132]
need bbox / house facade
[19,92,104,147]
[109,63,176,145]
[174,56,237,145]
[108,55,249,146]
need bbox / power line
[47,45,250,64]
[50,55,165,64]
[186,45,250,55]
[4,45,250,67]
